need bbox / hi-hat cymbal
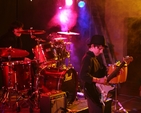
[0,47,29,58]
[19,30,46,34]
[57,31,80,35]
[54,37,67,40]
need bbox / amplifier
[40,91,67,113]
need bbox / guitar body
[96,83,114,105]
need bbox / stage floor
[0,93,141,113]
[0,81,141,113]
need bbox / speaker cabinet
[40,91,67,113]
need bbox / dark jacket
[0,32,22,48]
[80,51,107,106]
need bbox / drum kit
[0,30,79,112]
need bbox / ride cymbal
[57,31,80,35]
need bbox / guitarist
[80,35,112,113]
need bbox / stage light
[65,0,73,6]
[78,0,85,8]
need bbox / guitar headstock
[123,56,133,65]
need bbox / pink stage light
[47,0,77,32]
[59,9,77,31]
[65,0,73,7]
[59,9,69,24]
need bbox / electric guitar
[96,56,133,105]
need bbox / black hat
[88,35,108,48]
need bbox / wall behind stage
[105,0,141,95]
[0,0,56,34]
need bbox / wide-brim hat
[88,35,108,48]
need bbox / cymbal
[57,31,79,35]
[19,30,46,34]
[64,42,72,44]
[0,48,29,58]
[35,38,46,42]
[54,37,67,40]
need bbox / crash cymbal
[0,48,29,58]
[19,30,46,34]
[57,31,80,35]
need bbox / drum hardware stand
[0,50,23,112]
[16,61,42,111]
[11,69,40,112]
[65,35,73,68]
[31,72,41,109]
[31,35,48,108]
[31,37,43,109]
[11,89,37,113]
[1,51,14,107]
[112,84,128,113]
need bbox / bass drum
[40,67,78,104]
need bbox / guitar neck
[107,61,125,82]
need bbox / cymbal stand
[12,38,42,112]
[66,35,72,68]
[113,84,128,113]
[30,36,44,109]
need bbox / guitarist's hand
[99,76,107,84]
[93,76,107,84]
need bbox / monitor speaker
[40,91,67,113]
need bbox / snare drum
[1,60,34,90]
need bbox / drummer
[0,21,24,49]
[0,21,31,61]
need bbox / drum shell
[1,60,34,90]
[32,44,47,63]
